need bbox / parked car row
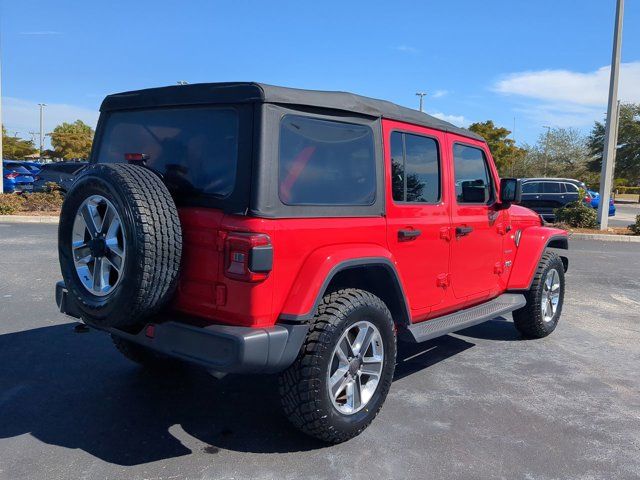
[519,177,615,221]
[3,160,87,194]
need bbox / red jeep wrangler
[56,82,568,443]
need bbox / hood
[509,204,542,226]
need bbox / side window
[390,132,404,202]
[453,144,493,204]
[565,183,579,193]
[278,115,376,206]
[390,131,440,203]
[543,182,561,194]
[522,182,540,193]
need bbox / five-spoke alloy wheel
[513,251,565,338]
[279,289,396,444]
[541,268,561,323]
[328,321,384,415]
[72,195,126,296]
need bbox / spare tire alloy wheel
[72,195,126,296]
[328,320,384,415]
[59,163,182,329]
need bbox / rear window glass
[3,164,30,174]
[542,182,562,193]
[97,107,239,197]
[278,115,376,206]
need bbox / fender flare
[279,246,411,324]
[507,227,569,291]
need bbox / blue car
[20,161,43,176]
[3,161,35,193]
[585,190,615,216]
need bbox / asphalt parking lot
[0,222,639,480]
[609,202,639,228]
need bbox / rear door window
[390,131,440,203]
[278,115,376,205]
[97,107,239,198]
[542,182,562,194]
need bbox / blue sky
[1,0,639,148]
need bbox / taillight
[224,232,272,282]
[4,172,18,180]
[584,196,591,203]
[124,153,149,162]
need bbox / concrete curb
[0,215,59,224]
[570,232,640,242]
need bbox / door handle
[398,229,421,241]
[455,226,473,237]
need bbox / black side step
[402,293,527,343]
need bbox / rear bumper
[55,281,307,374]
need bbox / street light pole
[38,103,46,161]
[598,0,624,230]
[542,125,551,176]
[415,92,427,112]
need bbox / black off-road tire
[278,289,396,444]
[513,251,565,339]
[111,335,181,369]
[58,163,182,329]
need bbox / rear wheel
[513,251,565,339]
[278,289,396,443]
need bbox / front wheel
[513,251,565,339]
[278,289,396,443]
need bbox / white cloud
[493,62,640,128]
[494,62,640,106]
[432,90,449,98]
[429,112,468,127]
[2,97,99,147]
[395,45,419,54]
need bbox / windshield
[96,107,239,198]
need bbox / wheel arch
[279,255,411,327]
[507,227,569,291]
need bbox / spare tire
[58,163,182,329]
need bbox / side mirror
[499,178,521,206]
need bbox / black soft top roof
[100,82,483,142]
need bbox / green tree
[468,120,525,175]
[50,120,94,160]
[1,126,37,159]
[518,127,590,180]
[587,103,640,183]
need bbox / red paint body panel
[171,123,566,330]
[280,242,393,316]
[382,120,451,318]
[506,226,568,290]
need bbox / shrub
[554,201,598,228]
[20,192,64,212]
[628,214,640,235]
[0,194,26,215]
[43,181,62,193]
[0,191,63,215]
